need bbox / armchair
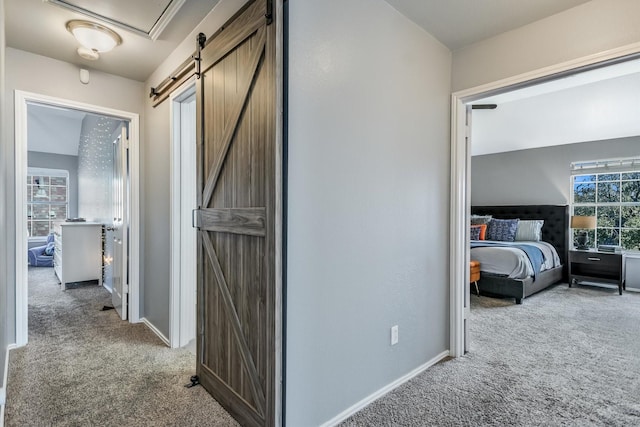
[28,234,55,267]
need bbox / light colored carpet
[342,283,640,426]
[4,267,239,427]
[11,271,640,426]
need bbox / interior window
[27,168,69,238]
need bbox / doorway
[170,82,197,349]
[15,90,141,346]
[449,47,640,357]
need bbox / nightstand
[470,260,480,295]
[568,250,626,295]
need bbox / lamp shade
[66,20,122,53]
[570,215,597,229]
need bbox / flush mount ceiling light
[66,20,122,61]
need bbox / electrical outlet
[391,325,399,345]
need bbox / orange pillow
[470,224,487,240]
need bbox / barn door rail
[149,0,271,108]
[149,32,207,107]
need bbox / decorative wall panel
[77,114,122,222]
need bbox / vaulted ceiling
[28,104,85,156]
[471,58,640,156]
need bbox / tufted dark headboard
[471,205,569,279]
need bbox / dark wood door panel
[196,1,275,426]
[202,231,266,411]
[202,28,266,209]
[199,207,266,236]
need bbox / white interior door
[179,95,197,347]
[170,87,198,349]
[464,105,472,353]
[112,126,129,320]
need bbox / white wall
[286,1,451,425]
[141,0,247,337]
[4,48,144,344]
[471,136,640,206]
[452,0,640,91]
[0,0,8,402]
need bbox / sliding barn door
[195,1,276,426]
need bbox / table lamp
[570,215,596,250]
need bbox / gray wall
[28,151,79,218]
[287,1,451,425]
[1,0,7,400]
[471,136,640,206]
[4,47,144,346]
[141,0,243,340]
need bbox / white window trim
[571,168,640,249]
[27,167,69,240]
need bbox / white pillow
[515,220,544,241]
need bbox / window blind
[571,156,640,175]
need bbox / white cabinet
[53,222,103,290]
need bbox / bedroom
[467,56,640,309]
[26,102,127,301]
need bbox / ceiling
[46,0,186,38]
[28,103,124,156]
[471,58,640,156]
[5,0,220,82]
[28,104,86,156]
[5,0,592,82]
[385,0,590,51]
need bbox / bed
[470,205,569,304]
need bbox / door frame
[169,79,197,349]
[15,90,141,346]
[449,42,640,357]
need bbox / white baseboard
[1,345,14,406]
[1,344,18,426]
[320,350,450,427]
[141,318,170,347]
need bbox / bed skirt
[477,265,563,304]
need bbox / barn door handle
[192,209,200,229]
[266,0,273,24]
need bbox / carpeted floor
[342,283,640,426]
[5,267,238,427]
[9,271,640,426]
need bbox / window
[27,169,69,237]
[572,167,640,250]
